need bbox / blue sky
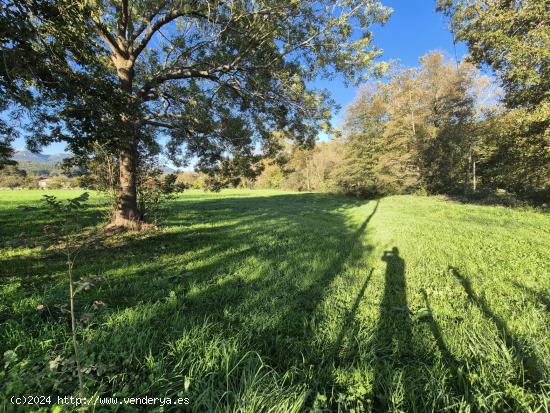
[315,0,468,130]
[15,0,467,155]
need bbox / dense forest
[253,49,549,205]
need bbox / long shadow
[1,192,380,403]
[450,266,545,388]
[420,289,471,401]
[201,198,380,369]
[334,268,375,365]
[372,247,413,410]
[0,200,105,243]
[3,193,364,315]
[510,280,550,313]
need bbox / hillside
[10,149,175,176]
[11,148,70,176]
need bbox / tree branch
[92,18,125,57]
[117,0,129,44]
[140,67,222,99]
[133,9,191,58]
[143,119,179,129]
[131,1,169,41]
[140,64,248,102]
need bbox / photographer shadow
[372,247,413,409]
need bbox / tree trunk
[472,159,477,193]
[112,136,139,227]
[466,149,472,194]
[111,56,141,228]
[305,156,311,191]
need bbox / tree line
[254,0,550,204]
[0,0,547,214]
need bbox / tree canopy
[1,0,391,225]
[438,0,549,201]
[336,52,483,197]
[438,0,549,109]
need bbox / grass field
[1,189,549,412]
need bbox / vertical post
[473,159,476,193]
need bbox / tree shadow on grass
[0,200,105,243]
[1,192,381,404]
[237,199,380,394]
[420,289,471,402]
[450,266,545,388]
[509,280,550,313]
[99,197,379,358]
[333,268,375,365]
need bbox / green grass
[1,189,549,412]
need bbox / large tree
[438,0,549,109]
[438,0,549,201]
[2,0,391,226]
[338,52,482,196]
[337,84,389,196]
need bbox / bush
[191,174,207,189]
[160,173,186,194]
[46,175,74,189]
[0,174,26,188]
[23,175,39,189]
[0,166,39,189]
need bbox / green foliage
[438,0,549,109]
[438,0,550,202]
[160,173,178,194]
[479,106,550,202]
[254,143,343,192]
[45,175,77,189]
[174,171,206,190]
[42,192,90,243]
[0,165,39,189]
[1,0,393,220]
[136,181,168,226]
[40,191,101,398]
[1,189,549,411]
[336,84,389,197]
[337,52,480,197]
[0,136,14,169]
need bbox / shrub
[0,174,26,188]
[46,175,73,189]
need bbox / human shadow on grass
[450,266,545,388]
[372,247,413,410]
[371,252,473,411]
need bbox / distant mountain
[48,153,71,163]
[13,148,176,174]
[12,148,70,164]
[10,149,71,176]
